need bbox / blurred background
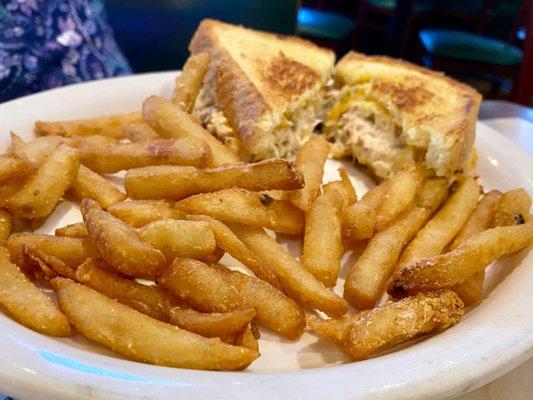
[0,0,531,106]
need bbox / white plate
[0,72,532,400]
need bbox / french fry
[122,120,161,142]
[0,209,12,241]
[108,200,183,228]
[302,190,344,287]
[82,199,166,279]
[0,153,33,183]
[142,96,240,166]
[78,137,212,173]
[125,159,304,201]
[396,176,480,271]
[344,207,430,309]
[52,277,258,370]
[390,221,533,295]
[22,245,77,280]
[55,222,89,238]
[375,168,423,231]
[35,111,140,139]
[68,164,126,209]
[199,246,225,265]
[415,177,449,213]
[169,307,255,342]
[158,258,243,313]
[6,145,79,219]
[137,219,216,261]
[229,223,348,317]
[234,323,259,351]
[9,134,68,165]
[75,259,178,322]
[309,290,463,360]
[186,215,281,288]
[176,189,305,235]
[491,188,531,227]
[288,135,330,211]
[0,247,72,336]
[322,168,357,207]
[7,233,99,268]
[171,52,211,112]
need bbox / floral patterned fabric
[0,0,132,102]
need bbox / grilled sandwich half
[324,52,481,179]
[189,19,335,160]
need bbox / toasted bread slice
[326,52,481,179]
[189,19,335,160]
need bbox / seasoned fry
[390,222,533,295]
[9,134,68,164]
[0,209,12,241]
[171,52,211,112]
[186,215,281,288]
[125,159,304,201]
[35,111,140,139]
[302,190,344,287]
[122,120,161,142]
[415,177,449,213]
[7,233,99,268]
[78,137,212,173]
[142,96,239,166]
[0,247,71,336]
[176,189,305,235]
[396,176,480,270]
[158,258,243,313]
[198,246,225,265]
[22,245,77,280]
[108,200,182,228]
[55,222,89,238]
[344,207,430,309]
[137,219,216,261]
[169,307,255,342]
[492,188,531,227]
[235,323,259,351]
[309,290,463,360]
[322,168,357,207]
[68,164,126,209]
[375,168,423,231]
[82,199,166,279]
[52,278,258,370]
[229,223,348,317]
[6,145,79,219]
[75,259,178,322]
[288,135,330,211]
[0,153,33,183]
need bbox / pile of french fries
[0,53,531,371]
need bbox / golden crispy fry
[169,307,255,342]
[415,177,449,213]
[68,165,126,209]
[375,168,423,231]
[52,277,258,370]
[229,223,348,317]
[309,290,463,360]
[142,96,239,166]
[0,209,12,241]
[55,222,89,238]
[9,134,68,165]
[78,137,212,173]
[0,247,71,336]
[302,190,344,287]
[6,145,79,219]
[122,120,161,142]
[322,168,357,207]
[235,323,259,351]
[199,246,225,264]
[75,259,178,322]
[186,215,281,288]
[449,190,502,305]
[171,52,211,112]
[492,188,531,227]
[288,135,330,211]
[396,176,480,270]
[108,200,182,228]
[125,159,304,201]
[0,153,33,183]
[176,189,305,235]
[344,207,430,309]
[22,244,77,280]
[158,258,243,313]
[137,219,216,261]
[35,111,140,139]
[7,233,99,268]
[390,221,533,295]
[64,134,118,148]
[82,199,166,279]
[343,180,391,241]
[214,265,306,339]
